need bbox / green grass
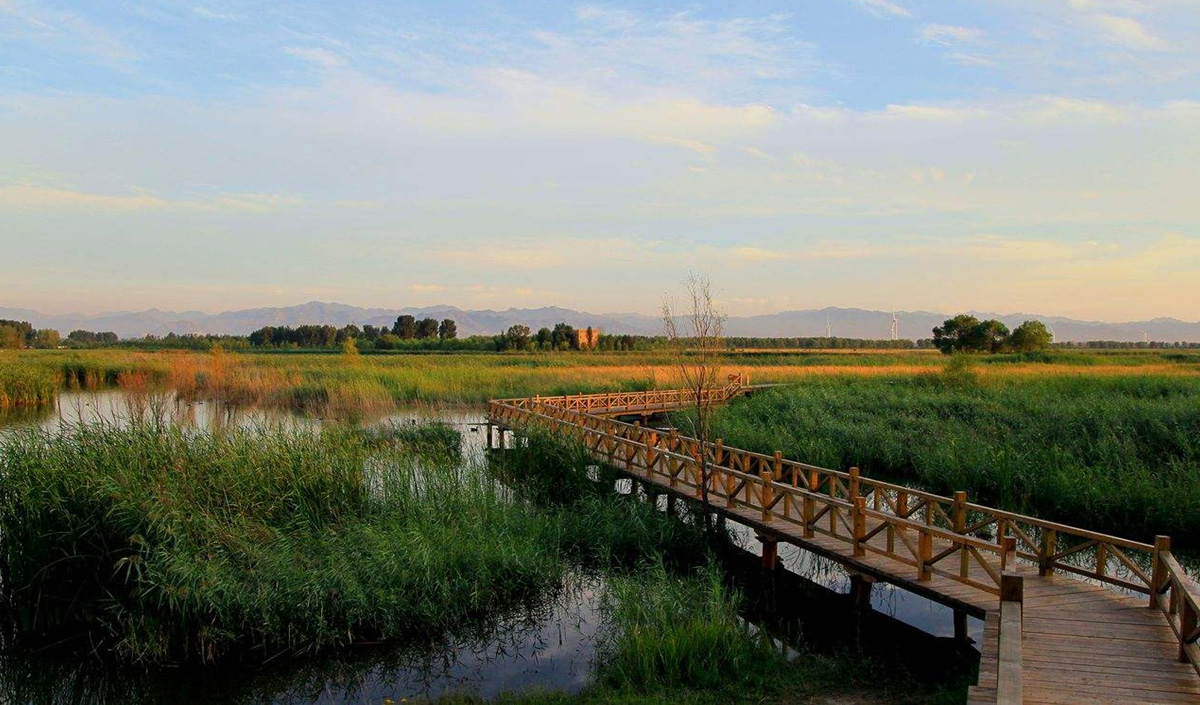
[595,560,783,693]
[0,421,713,666]
[0,420,569,663]
[706,368,1200,543]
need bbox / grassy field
[3,347,1198,413]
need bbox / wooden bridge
[487,381,1200,704]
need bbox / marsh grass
[707,371,1200,542]
[0,420,572,663]
[596,561,780,693]
[7,348,1199,413]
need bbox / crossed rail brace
[488,385,1200,676]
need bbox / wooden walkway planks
[487,388,1200,703]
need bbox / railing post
[1181,582,1197,664]
[773,451,783,481]
[715,438,724,466]
[954,491,968,577]
[1150,535,1171,609]
[849,467,860,499]
[997,572,1024,705]
[803,468,817,538]
[1039,528,1057,577]
[919,502,933,581]
[760,470,773,522]
[919,525,932,581]
[1001,536,1016,572]
[853,496,866,557]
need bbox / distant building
[573,327,600,350]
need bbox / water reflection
[0,574,602,703]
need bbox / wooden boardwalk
[487,384,1200,704]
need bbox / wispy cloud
[0,182,302,213]
[918,24,983,46]
[846,0,911,19]
[1090,14,1171,51]
[0,0,136,63]
[284,46,345,69]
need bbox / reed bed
[596,561,782,693]
[0,420,567,663]
[0,421,714,666]
[5,348,1199,413]
[706,366,1200,543]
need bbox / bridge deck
[487,386,1200,703]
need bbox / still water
[0,392,978,702]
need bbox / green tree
[438,319,457,340]
[551,322,575,351]
[1009,320,1053,352]
[0,319,33,348]
[932,315,981,354]
[535,327,552,350]
[416,317,439,339]
[933,315,1010,354]
[976,320,1010,353]
[33,329,61,349]
[504,324,532,351]
[393,315,417,339]
[0,324,22,350]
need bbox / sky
[1,0,1199,321]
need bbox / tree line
[0,320,118,350]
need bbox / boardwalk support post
[849,572,875,609]
[757,533,778,571]
[954,610,969,643]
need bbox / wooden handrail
[1152,545,1200,676]
[490,390,1160,595]
[997,573,1024,704]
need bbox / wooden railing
[501,373,748,416]
[489,395,1159,597]
[1151,538,1200,677]
[488,386,1200,689]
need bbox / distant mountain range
[3,302,1199,343]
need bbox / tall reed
[707,373,1200,542]
[0,420,567,663]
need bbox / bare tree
[662,272,726,536]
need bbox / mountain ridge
[2,302,1198,343]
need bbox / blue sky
[2,1,1199,320]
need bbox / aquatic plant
[0,420,572,663]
